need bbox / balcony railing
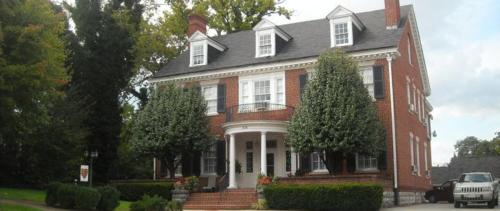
[225,103,295,123]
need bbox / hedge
[97,186,121,211]
[112,182,173,201]
[45,183,120,211]
[75,187,101,210]
[263,183,383,211]
[130,195,167,211]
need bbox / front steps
[183,188,257,210]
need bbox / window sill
[310,169,329,174]
[201,173,217,177]
[355,169,380,173]
[206,112,219,116]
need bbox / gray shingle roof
[153,5,412,79]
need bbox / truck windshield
[459,174,492,182]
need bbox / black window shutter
[216,140,226,176]
[378,150,387,170]
[373,66,384,99]
[299,74,308,99]
[299,153,311,172]
[193,151,201,176]
[217,84,226,113]
[346,154,356,173]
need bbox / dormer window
[253,19,292,58]
[188,31,227,67]
[334,22,349,45]
[327,5,365,48]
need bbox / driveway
[382,203,499,211]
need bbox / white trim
[253,18,292,41]
[150,48,400,84]
[310,151,328,173]
[330,17,353,47]
[255,29,275,58]
[415,136,420,176]
[190,40,207,67]
[409,132,415,174]
[201,84,218,116]
[201,144,217,176]
[407,9,431,96]
[188,31,226,51]
[238,71,286,106]
[326,5,365,30]
[223,120,288,135]
[355,153,379,172]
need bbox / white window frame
[412,84,417,112]
[410,133,415,175]
[408,35,413,66]
[330,17,353,47]
[311,151,328,173]
[201,144,217,175]
[360,66,375,99]
[406,77,411,108]
[355,153,378,172]
[424,142,429,176]
[166,156,182,177]
[417,90,421,120]
[255,29,275,58]
[238,72,286,110]
[201,84,218,116]
[415,136,421,176]
[190,40,207,66]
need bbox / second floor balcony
[225,103,295,123]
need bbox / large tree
[65,0,144,183]
[131,84,214,179]
[129,0,291,106]
[287,49,385,175]
[455,135,500,157]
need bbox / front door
[267,153,275,176]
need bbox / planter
[171,189,190,203]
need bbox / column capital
[261,131,268,135]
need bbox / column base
[227,185,238,189]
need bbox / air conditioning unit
[411,165,417,173]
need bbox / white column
[290,147,297,175]
[228,134,237,188]
[260,131,267,175]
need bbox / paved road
[382,203,499,211]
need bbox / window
[258,33,272,56]
[417,91,421,120]
[192,43,205,66]
[413,84,417,112]
[409,133,415,173]
[254,80,271,107]
[334,23,349,45]
[276,78,284,105]
[415,136,420,176]
[202,85,217,115]
[202,145,216,174]
[286,150,291,172]
[356,154,378,171]
[311,152,326,171]
[406,77,412,108]
[360,67,374,98]
[408,35,412,66]
[424,142,429,176]
[246,152,253,173]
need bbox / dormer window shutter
[299,74,308,99]
[217,84,226,113]
[373,65,384,99]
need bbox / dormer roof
[326,5,365,31]
[188,31,227,52]
[253,18,292,42]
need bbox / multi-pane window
[258,33,272,56]
[192,43,204,65]
[276,78,284,105]
[202,85,217,114]
[246,152,253,173]
[410,133,415,173]
[334,23,349,45]
[408,36,412,66]
[202,145,216,174]
[415,137,420,176]
[406,77,412,108]
[311,152,326,171]
[254,80,271,107]
[360,67,374,98]
[356,154,378,171]
[424,142,429,176]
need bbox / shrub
[129,195,167,211]
[45,182,63,206]
[166,200,183,211]
[56,184,78,209]
[113,182,173,201]
[184,176,199,191]
[75,187,101,210]
[264,183,383,211]
[97,186,120,211]
[251,199,268,210]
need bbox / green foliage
[263,183,383,211]
[96,186,121,211]
[113,182,173,201]
[184,176,199,191]
[287,49,385,174]
[455,135,500,157]
[251,199,268,210]
[129,195,167,211]
[65,0,144,183]
[131,84,214,178]
[56,184,77,209]
[166,200,183,211]
[44,182,62,206]
[75,187,101,210]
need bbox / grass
[0,203,42,211]
[0,188,45,203]
[0,187,132,210]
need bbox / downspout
[387,54,399,205]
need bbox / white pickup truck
[453,172,499,209]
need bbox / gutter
[387,54,399,205]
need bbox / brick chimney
[188,14,207,37]
[384,0,401,29]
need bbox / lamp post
[85,150,98,187]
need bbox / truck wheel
[454,202,461,208]
[429,195,437,203]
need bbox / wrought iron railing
[225,103,295,123]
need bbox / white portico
[223,120,297,188]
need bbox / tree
[129,0,292,106]
[287,49,385,175]
[65,0,144,183]
[455,135,500,157]
[131,84,214,178]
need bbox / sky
[267,0,500,165]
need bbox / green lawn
[0,203,42,211]
[0,187,132,210]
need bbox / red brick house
[150,0,432,206]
